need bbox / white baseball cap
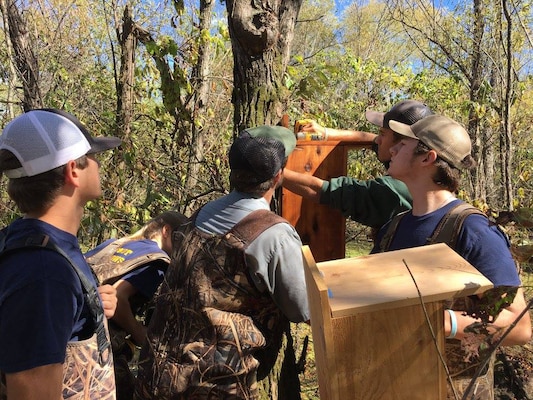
[0,109,121,178]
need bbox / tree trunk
[226,0,302,400]
[1,0,42,111]
[468,0,486,202]
[225,0,303,135]
[225,1,304,397]
[107,3,137,206]
[0,0,19,118]
[184,0,216,214]
[501,0,514,210]
[116,4,136,142]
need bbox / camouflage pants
[448,372,494,400]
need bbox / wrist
[446,309,458,339]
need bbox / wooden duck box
[302,243,493,400]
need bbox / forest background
[1,0,533,398]
[2,0,533,245]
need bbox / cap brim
[87,137,122,154]
[365,110,385,127]
[388,120,418,139]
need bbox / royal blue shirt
[372,200,521,287]
[0,219,97,373]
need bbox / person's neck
[25,199,83,236]
[410,188,456,216]
[262,186,276,204]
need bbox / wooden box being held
[302,243,493,400]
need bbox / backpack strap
[379,202,486,253]
[229,209,287,249]
[428,202,485,248]
[0,232,111,366]
[379,210,410,253]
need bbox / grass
[345,238,373,258]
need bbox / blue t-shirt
[372,200,521,287]
[0,219,97,373]
[85,239,168,299]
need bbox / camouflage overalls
[135,210,288,399]
[0,233,115,399]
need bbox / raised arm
[282,168,325,203]
[299,120,377,143]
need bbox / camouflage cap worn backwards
[243,126,296,157]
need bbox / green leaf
[465,286,519,325]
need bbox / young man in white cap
[373,114,531,398]
[0,109,121,399]
[284,100,434,229]
[135,126,309,400]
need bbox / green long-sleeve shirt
[319,175,412,228]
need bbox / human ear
[64,160,81,187]
[273,169,283,188]
[423,150,438,165]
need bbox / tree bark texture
[116,4,136,142]
[225,0,303,134]
[1,0,42,111]
[468,0,486,202]
[0,0,19,118]
[225,2,305,397]
[184,0,216,214]
[501,0,514,210]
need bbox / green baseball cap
[242,126,296,157]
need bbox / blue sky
[334,0,352,13]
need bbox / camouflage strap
[0,232,111,367]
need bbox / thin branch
[509,0,533,49]
[296,15,325,24]
[403,259,460,400]
[462,296,533,400]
